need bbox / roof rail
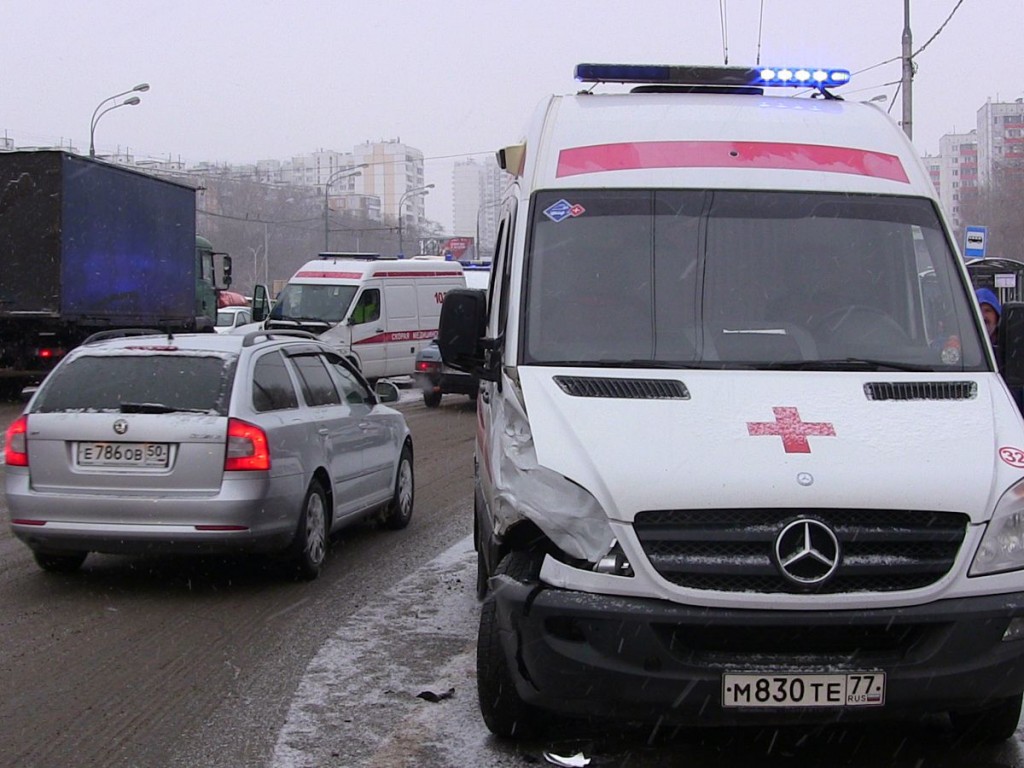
[241,329,319,347]
[83,328,166,345]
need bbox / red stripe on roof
[294,271,364,279]
[294,270,462,279]
[556,141,909,183]
[371,270,462,278]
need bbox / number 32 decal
[999,447,1024,468]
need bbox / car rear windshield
[32,351,236,415]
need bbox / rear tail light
[5,415,28,467]
[224,418,270,471]
[36,347,66,361]
[416,360,440,373]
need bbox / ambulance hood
[516,367,1019,529]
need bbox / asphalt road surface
[2,392,1024,768]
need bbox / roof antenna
[755,0,765,65]
[719,0,729,64]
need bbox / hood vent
[864,381,977,401]
[554,376,689,400]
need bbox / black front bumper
[490,576,1024,726]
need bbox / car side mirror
[251,284,270,323]
[374,379,400,403]
[437,288,495,380]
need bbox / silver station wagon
[4,329,414,579]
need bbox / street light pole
[323,164,368,251]
[89,83,149,157]
[901,0,914,140]
[397,184,434,257]
[476,199,503,262]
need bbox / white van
[439,64,1024,741]
[267,254,464,380]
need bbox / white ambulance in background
[266,254,464,380]
[438,63,1024,742]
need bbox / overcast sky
[3,0,1022,227]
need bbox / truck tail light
[224,418,270,471]
[416,360,440,374]
[5,415,28,467]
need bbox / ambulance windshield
[270,283,358,324]
[522,189,986,372]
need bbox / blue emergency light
[574,63,851,90]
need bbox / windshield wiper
[119,402,211,414]
[554,359,713,369]
[272,316,331,325]
[765,358,933,372]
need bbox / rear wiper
[765,358,933,372]
[120,402,211,414]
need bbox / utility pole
[901,0,914,139]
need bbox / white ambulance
[438,64,1024,741]
[267,254,464,380]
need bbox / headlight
[970,478,1024,576]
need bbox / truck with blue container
[0,150,237,389]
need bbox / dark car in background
[413,264,489,407]
[414,339,479,407]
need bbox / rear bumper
[6,469,303,555]
[489,576,1024,725]
[413,370,478,396]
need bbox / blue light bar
[574,63,851,89]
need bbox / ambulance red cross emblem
[747,407,836,454]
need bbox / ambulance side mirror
[437,288,496,380]
[1000,302,1024,387]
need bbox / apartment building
[927,99,1023,234]
[977,98,1024,188]
[451,157,506,260]
[935,131,978,231]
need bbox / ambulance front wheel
[476,550,545,739]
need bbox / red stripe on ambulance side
[556,141,909,183]
[353,330,438,345]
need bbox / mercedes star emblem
[773,518,841,586]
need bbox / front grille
[633,509,968,593]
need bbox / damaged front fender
[486,374,616,564]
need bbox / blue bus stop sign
[965,226,988,259]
